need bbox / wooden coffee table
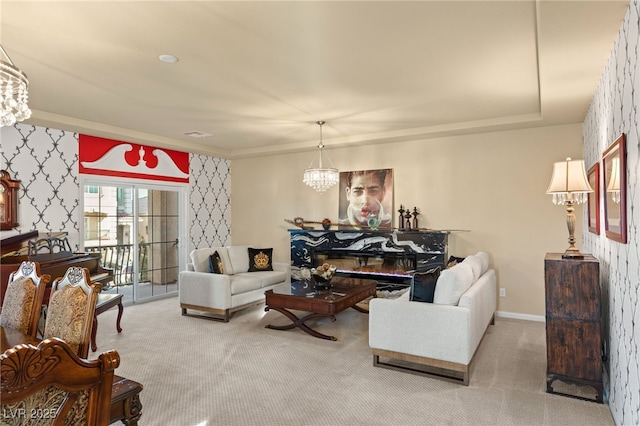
[264,277,376,341]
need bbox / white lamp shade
[546,158,592,194]
[607,157,620,191]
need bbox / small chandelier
[303,121,339,192]
[0,44,32,128]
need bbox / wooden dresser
[544,253,603,402]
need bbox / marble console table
[289,229,449,276]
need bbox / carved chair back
[0,337,119,426]
[1,261,51,337]
[43,267,101,358]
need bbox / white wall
[232,123,584,318]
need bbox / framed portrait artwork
[338,168,393,230]
[587,163,600,235]
[602,134,627,243]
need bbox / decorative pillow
[446,255,466,269]
[208,251,225,274]
[228,246,250,273]
[475,251,490,275]
[409,266,441,303]
[248,248,273,272]
[433,262,474,305]
[462,255,482,283]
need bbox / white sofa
[179,246,290,322]
[369,252,497,385]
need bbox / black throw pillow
[410,266,441,303]
[446,255,466,269]
[209,251,225,274]
[248,248,273,272]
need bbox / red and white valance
[79,135,189,183]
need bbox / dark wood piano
[1,231,114,305]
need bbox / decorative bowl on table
[311,263,337,291]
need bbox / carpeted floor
[92,296,614,426]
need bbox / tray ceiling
[0,1,628,158]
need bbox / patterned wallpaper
[0,125,81,248]
[583,1,639,425]
[0,124,231,256]
[188,154,232,251]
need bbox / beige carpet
[92,296,614,426]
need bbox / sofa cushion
[409,267,441,303]
[191,248,218,273]
[462,255,482,283]
[209,251,225,274]
[191,247,233,274]
[230,275,264,294]
[433,262,474,305]
[236,270,286,287]
[476,251,490,275]
[231,270,287,294]
[248,248,273,272]
[228,246,250,274]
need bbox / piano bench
[92,293,124,352]
[110,375,143,425]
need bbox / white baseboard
[496,310,545,322]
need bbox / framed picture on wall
[338,168,393,230]
[0,170,21,231]
[587,162,600,235]
[602,134,627,243]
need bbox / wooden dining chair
[43,266,102,358]
[1,261,50,338]
[0,337,120,426]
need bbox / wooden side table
[92,293,124,352]
[544,253,603,403]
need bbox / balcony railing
[85,243,149,286]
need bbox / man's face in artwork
[345,172,385,226]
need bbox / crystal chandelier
[0,44,32,127]
[303,121,339,192]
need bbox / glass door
[82,180,181,303]
[136,188,179,301]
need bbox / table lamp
[546,157,593,258]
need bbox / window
[82,181,183,303]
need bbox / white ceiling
[0,1,628,159]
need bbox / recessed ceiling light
[159,54,179,64]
